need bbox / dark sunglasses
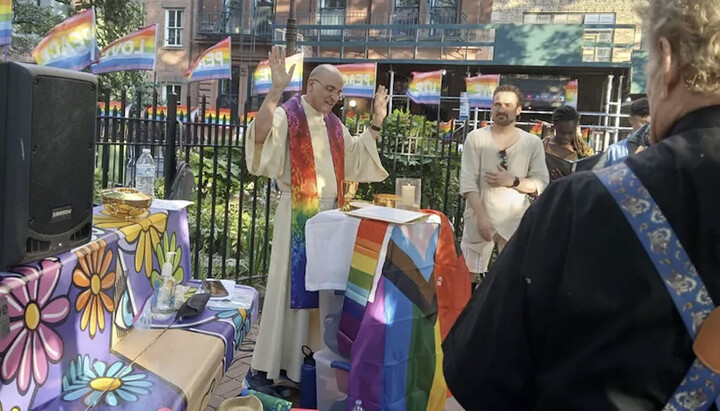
[498,149,508,170]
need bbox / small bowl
[100,188,152,220]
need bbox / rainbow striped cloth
[184,37,231,82]
[92,24,156,74]
[344,223,448,411]
[337,219,390,358]
[0,0,11,46]
[284,94,345,309]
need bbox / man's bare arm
[254,47,295,144]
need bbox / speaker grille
[29,76,95,236]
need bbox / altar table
[0,205,258,410]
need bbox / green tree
[70,0,150,98]
[10,0,151,99]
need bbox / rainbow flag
[0,0,11,46]
[185,37,232,82]
[347,225,447,411]
[92,25,157,74]
[530,122,544,137]
[145,105,192,121]
[581,127,592,141]
[243,111,257,124]
[337,63,377,98]
[565,80,579,108]
[205,108,232,124]
[253,52,304,95]
[407,70,442,105]
[439,119,454,139]
[465,74,500,108]
[32,8,97,71]
[97,101,124,117]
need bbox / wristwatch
[511,177,520,188]
[370,123,382,132]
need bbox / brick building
[145,0,649,138]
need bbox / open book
[545,153,603,177]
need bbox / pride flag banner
[0,0,11,46]
[465,74,500,108]
[92,24,157,74]
[32,8,97,70]
[243,111,257,124]
[337,63,377,98]
[581,127,592,141]
[439,119,454,139]
[97,101,124,117]
[565,80,579,108]
[407,70,442,105]
[205,108,232,124]
[253,52,304,95]
[145,105,192,121]
[530,122,544,137]
[185,37,231,82]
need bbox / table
[305,210,471,411]
[0,205,258,411]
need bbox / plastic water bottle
[134,148,155,197]
[351,399,365,411]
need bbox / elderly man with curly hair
[443,0,720,409]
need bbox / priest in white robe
[245,47,389,384]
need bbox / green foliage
[11,1,64,36]
[185,147,276,281]
[350,108,462,220]
[72,0,149,98]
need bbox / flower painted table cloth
[0,206,258,411]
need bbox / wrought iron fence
[95,92,467,284]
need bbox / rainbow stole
[345,224,447,411]
[284,94,345,309]
[337,219,389,357]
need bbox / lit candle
[401,184,415,206]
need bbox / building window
[523,12,604,25]
[162,84,182,103]
[583,30,613,43]
[165,9,184,47]
[584,14,615,25]
[582,47,612,62]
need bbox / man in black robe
[443,0,720,409]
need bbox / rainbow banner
[530,122,544,137]
[439,119,454,139]
[0,0,11,46]
[243,111,257,124]
[581,127,592,141]
[185,37,232,82]
[32,8,97,71]
[97,101,124,117]
[565,80,579,108]
[407,70,442,105]
[465,74,500,108]
[92,24,157,74]
[145,105,192,121]
[205,108,232,124]
[253,52,304,95]
[337,63,377,98]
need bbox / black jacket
[443,106,720,410]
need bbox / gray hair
[643,0,720,93]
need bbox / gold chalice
[340,180,359,211]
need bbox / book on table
[545,152,602,177]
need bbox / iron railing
[197,10,273,37]
[95,92,471,284]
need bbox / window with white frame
[165,9,184,47]
[584,14,615,25]
[162,84,182,103]
[523,12,605,25]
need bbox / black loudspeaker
[0,62,97,269]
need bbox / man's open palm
[269,47,295,91]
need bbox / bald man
[246,48,389,385]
